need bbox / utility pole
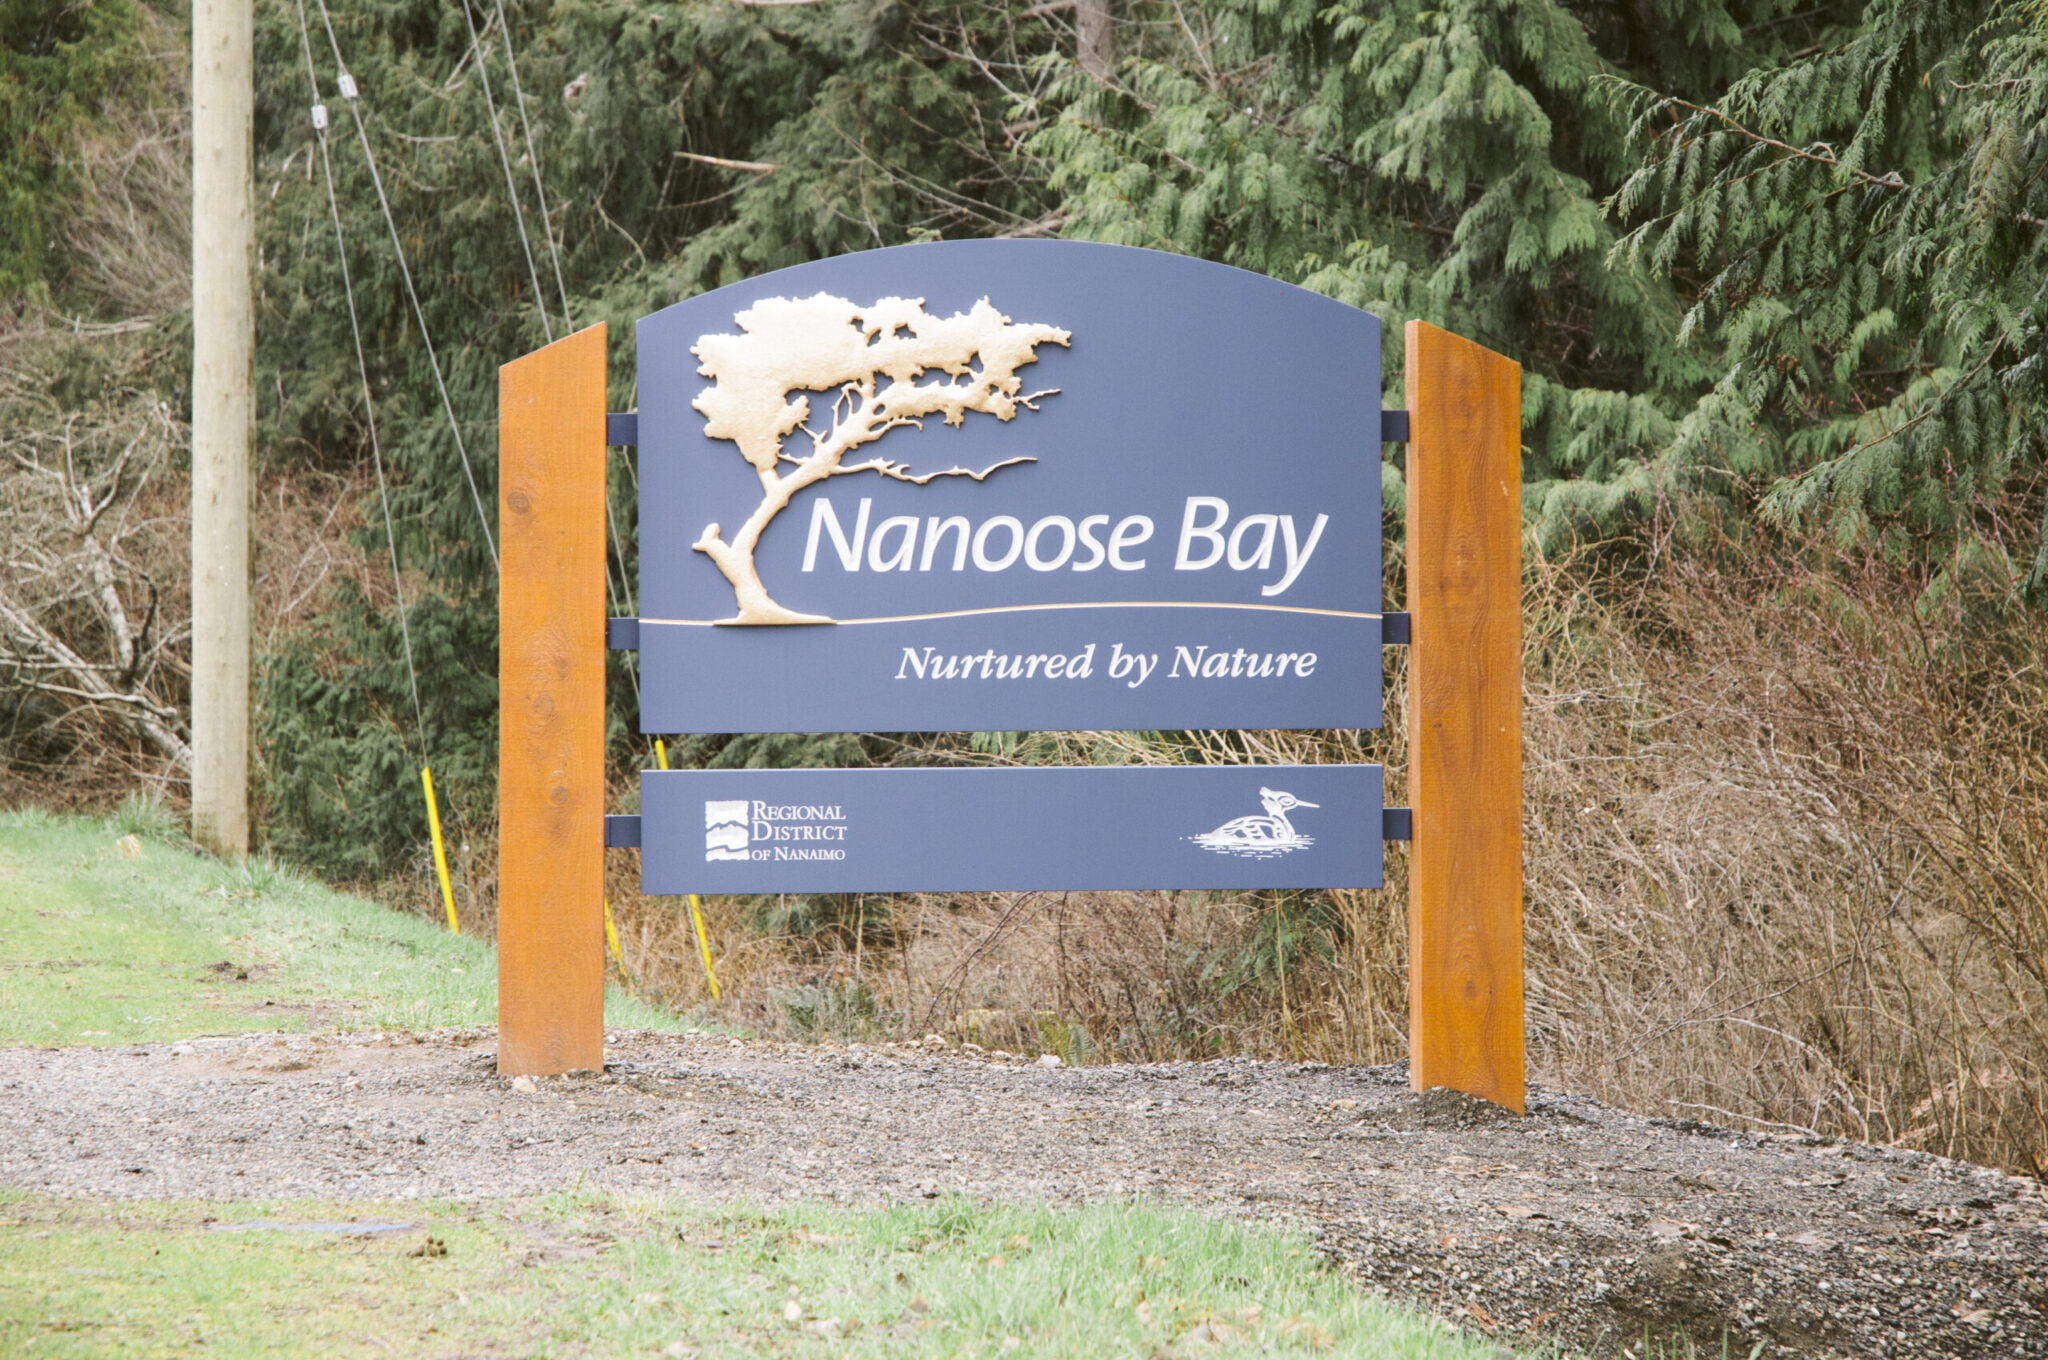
[191,0,253,856]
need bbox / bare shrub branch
[0,356,192,774]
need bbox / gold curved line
[638,602,1382,627]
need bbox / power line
[466,0,635,692]
[289,0,424,746]
[295,0,460,937]
[492,0,574,328]
[310,0,499,571]
[459,0,554,342]
[479,0,635,663]
[303,0,643,718]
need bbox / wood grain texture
[498,323,607,1076]
[1404,320,1525,1113]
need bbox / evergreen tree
[0,0,156,306]
[1610,0,2048,597]
[1019,0,1865,541]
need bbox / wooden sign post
[497,323,607,1077]
[1404,321,1524,1113]
[495,248,1524,1111]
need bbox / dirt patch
[203,959,267,982]
[1376,1085,1528,1132]
[1,1030,2042,1358]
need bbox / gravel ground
[2,1028,2043,1358]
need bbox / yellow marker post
[420,766,459,935]
[687,895,721,1000]
[603,898,626,971]
[653,737,721,999]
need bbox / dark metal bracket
[607,617,639,651]
[1382,611,1410,646]
[1380,409,1410,443]
[606,412,638,446]
[1382,807,1413,841]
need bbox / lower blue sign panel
[640,764,1382,895]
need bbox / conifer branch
[1658,96,1905,191]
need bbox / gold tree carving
[691,293,1070,623]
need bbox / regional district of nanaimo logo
[705,800,749,861]
[703,798,852,863]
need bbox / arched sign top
[635,239,1384,735]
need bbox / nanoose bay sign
[635,240,1382,735]
[497,239,1524,1112]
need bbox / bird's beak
[1295,799,1318,808]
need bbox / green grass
[0,1192,1521,1359]
[0,806,687,1046]
[0,809,1533,1355]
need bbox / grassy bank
[0,1192,1516,1359]
[0,807,682,1046]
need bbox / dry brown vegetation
[0,33,193,802]
[0,319,373,811]
[592,530,2048,1177]
[0,15,375,814]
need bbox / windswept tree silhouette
[690,293,1070,623]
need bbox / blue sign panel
[636,240,1382,734]
[641,765,1383,895]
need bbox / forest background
[3,0,2046,1174]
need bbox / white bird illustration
[1189,788,1318,858]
